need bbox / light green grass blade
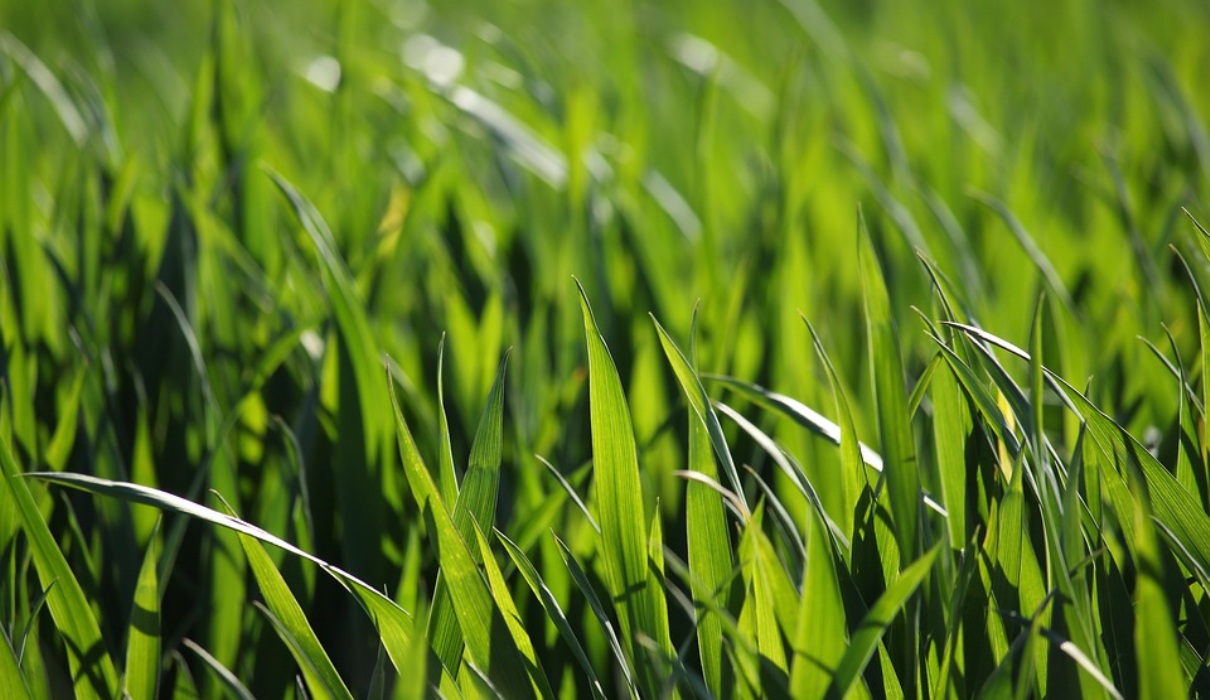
[577,280,673,696]
[790,506,847,698]
[1131,486,1187,696]
[739,504,788,675]
[436,334,459,504]
[829,542,941,698]
[470,525,556,699]
[431,351,511,676]
[388,372,540,698]
[686,410,735,698]
[216,497,353,700]
[21,472,415,672]
[651,314,747,503]
[497,531,607,700]
[124,526,161,700]
[858,209,922,564]
[0,631,31,700]
[0,441,119,699]
[803,314,865,541]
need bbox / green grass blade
[858,209,922,563]
[803,314,866,541]
[651,314,747,503]
[436,334,459,504]
[790,507,847,698]
[0,630,31,700]
[21,471,415,673]
[0,441,120,699]
[576,280,672,695]
[123,526,161,700]
[388,371,539,698]
[216,496,353,700]
[431,351,511,674]
[553,534,638,698]
[497,531,607,700]
[828,542,942,698]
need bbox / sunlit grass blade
[705,375,947,517]
[0,631,30,700]
[576,280,672,695]
[829,542,942,698]
[20,472,415,670]
[651,314,747,503]
[388,370,540,698]
[124,525,161,700]
[790,506,847,698]
[497,531,607,700]
[431,351,511,674]
[803,313,866,541]
[1131,484,1186,696]
[0,441,120,699]
[214,495,353,700]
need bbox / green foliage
[1,0,1209,696]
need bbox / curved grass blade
[553,533,639,698]
[803,314,865,540]
[576,280,673,695]
[536,455,599,533]
[828,542,942,698]
[497,531,607,700]
[651,314,747,503]
[703,375,947,517]
[213,495,353,700]
[0,440,120,699]
[124,525,161,700]
[945,322,1210,580]
[181,639,255,700]
[21,471,415,673]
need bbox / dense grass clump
[2,0,1210,697]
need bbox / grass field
[2,0,1210,697]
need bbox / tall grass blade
[576,280,673,695]
[123,526,162,700]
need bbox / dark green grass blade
[829,543,942,698]
[123,527,161,700]
[577,280,673,695]
[0,441,120,699]
[858,209,922,563]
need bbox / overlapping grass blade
[858,209,923,563]
[576,280,673,695]
[0,441,120,699]
[829,543,942,698]
[388,369,542,698]
[20,472,415,671]
[497,531,607,700]
[123,526,161,700]
[790,506,847,698]
[0,632,30,700]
